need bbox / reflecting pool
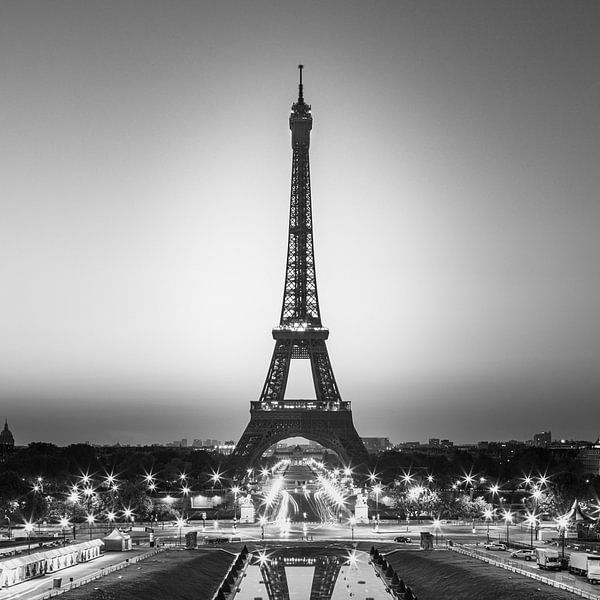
[235,546,393,600]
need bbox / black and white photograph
[1,1,600,598]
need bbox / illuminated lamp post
[86,514,95,540]
[524,513,538,549]
[67,490,79,540]
[106,511,116,532]
[556,515,569,559]
[503,510,513,548]
[349,516,356,541]
[432,518,441,546]
[483,508,494,542]
[176,517,186,546]
[231,486,240,531]
[123,507,135,531]
[59,516,70,543]
[372,484,382,525]
[259,516,267,541]
[24,521,34,554]
[181,485,190,520]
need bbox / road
[0,548,152,600]
[459,543,600,598]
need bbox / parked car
[511,549,536,561]
[484,542,506,551]
[394,536,412,543]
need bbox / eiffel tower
[231,67,369,469]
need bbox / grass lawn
[379,546,581,600]
[59,547,237,600]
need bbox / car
[510,549,536,561]
[484,542,507,551]
[394,536,412,543]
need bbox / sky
[2,1,600,446]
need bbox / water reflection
[236,547,390,600]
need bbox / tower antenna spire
[298,64,304,103]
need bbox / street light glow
[524,512,538,528]
[401,472,413,485]
[556,514,569,529]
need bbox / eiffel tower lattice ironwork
[231,67,369,469]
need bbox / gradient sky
[2,1,599,446]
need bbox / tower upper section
[275,66,325,337]
[289,64,313,148]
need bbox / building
[533,431,551,447]
[0,419,15,459]
[579,442,600,476]
[361,437,392,454]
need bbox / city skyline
[2,2,600,446]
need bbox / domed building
[0,419,15,458]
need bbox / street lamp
[123,507,135,530]
[59,516,70,543]
[432,518,441,545]
[210,470,222,489]
[181,485,190,520]
[349,516,356,541]
[503,510,513,548]
[524,513,538,549]
[231,486,240,530]
[556,515,569,559]
[106,511,116,531]
[86,514,95,540]
[372,484,382,524]
[483,508,494,542]
[259,516,267,540]
[67,490,79,540]
[24,521,34,554]
[176,517,186,546]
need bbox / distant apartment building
[361,437,392,454]
[396,441,421,450]
[533,431,552,447]
[428,438,440,447]
[579,442,600,475]
[217,441,236,455]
